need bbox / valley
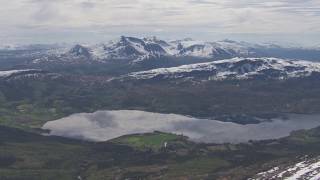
[2,124,320,179]
[3,0,320,178]
[1,36,320,179]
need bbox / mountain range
[29,36,320,65]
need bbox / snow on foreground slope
[252,156,320,180]
[42,110,320,144]
[123,57,320,81]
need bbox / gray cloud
[0,0,319,44]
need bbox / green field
[112,132,183,151]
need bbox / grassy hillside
[112,132,184,151]
[2,125,320,179]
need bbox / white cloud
[0,0,319,44]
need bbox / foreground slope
[2,125,320,180]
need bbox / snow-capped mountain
[30,36,320,64]
[77,37,256,61]
[91,36,169,62]
[28,37,264,64]
[174,39,253,58]
[122,57,320,81]
[39,36,171,63]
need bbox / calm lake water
[42,110,320,143]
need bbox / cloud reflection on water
[42,110,320,143]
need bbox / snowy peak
[57,36,256,62]
[68,36,169,62]
[117,36,168,58]
[69,44,91,58]
[31,36,320,64]
[123,58,320,81]
[143,36,171,47]
[169,38,253,58]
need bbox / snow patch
[0,69,41,78]
[253,156,320,180]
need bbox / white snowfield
[0,69,41,78]
[252,156,320,180]
[124,57,320,81]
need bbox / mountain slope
[122,57,320,81]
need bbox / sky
[0,0,320,45]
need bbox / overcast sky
[1,0,320,45]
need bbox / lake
[42,110,320,143]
